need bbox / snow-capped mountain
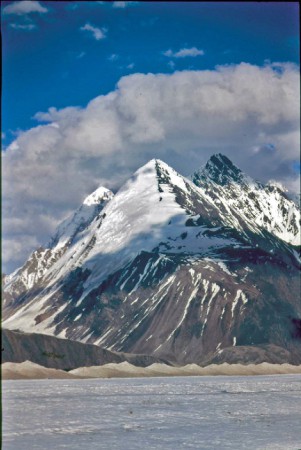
[3,187,113,311]
[3,155,301,365]
[192,154,299,245]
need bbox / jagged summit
[193,153,247,186]
[190,154,300,246]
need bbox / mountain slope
[3,187,113,318]
[192,153,300,245]
[3,155,301,365]
[2,328,170,370]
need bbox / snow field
[2,375,301,450]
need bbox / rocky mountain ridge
[1,328,169,370]
[3,154,300,365]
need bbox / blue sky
[1,1,300,272]
[2,1,299,144]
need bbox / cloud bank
[2,63,300,272]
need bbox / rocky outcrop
[1,329,170,370]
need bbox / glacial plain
[2,375,301,450]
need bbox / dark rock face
[193,153,245,186]
[3,155,301,365]
[62,252,299,365]
[1,329,170,370]
[202,344,301,365]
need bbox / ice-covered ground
[2,375,301,449]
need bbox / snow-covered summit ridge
[3,185,114,294]
[133,158,188,192]
[49,186,114,249]
[4,154,300,298]
[191,154,300,246]
[76,158,191,268]
[83,186,113,206]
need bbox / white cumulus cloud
[3,1,48,15]
[2,62,300,272]
[80,23,107,40]
[164,47,205,58]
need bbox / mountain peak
[83,186,113,206]
[204,153,245,185]
[133,159,183,187]
[50,186,113,249]
[140,158,170,171]
[209,153,235,167]
[3,153,300,365]
[193,153,246,186]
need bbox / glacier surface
[2,375,301,449]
